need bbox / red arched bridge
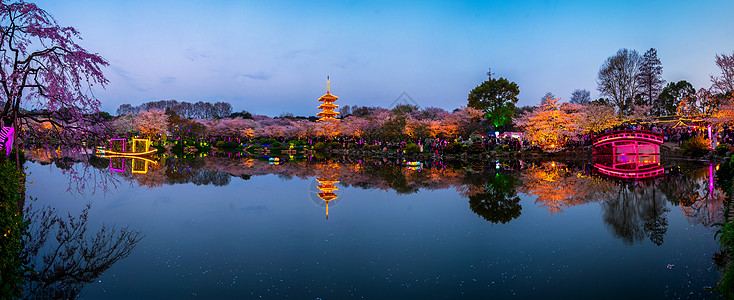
[592,130,665,180]
[592,129,664,148]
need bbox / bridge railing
[592,130,664,146]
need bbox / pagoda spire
[317,76,339,122]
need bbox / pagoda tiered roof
[318,103,339,110]
[317,77,340,122]
[319,93,339,101]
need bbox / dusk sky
[32,0,734,116]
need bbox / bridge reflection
[103,155,159,174]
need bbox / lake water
[23,153,726,299]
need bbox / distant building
[316,77,339,122]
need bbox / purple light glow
[4,126,14,157]
[109,157,125,172]
[710,163,715,197]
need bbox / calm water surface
[24,154,725,299]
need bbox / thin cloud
[111,66,150,92]
[160,76,176,84]
[185,47,210,61]
[235,72,272,81]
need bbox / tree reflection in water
[601,183,669,245]
[21,203,143,298]
[20,205,142,299]
[517,161,617,215]
[460,170,522,224]
[516,160,723,245]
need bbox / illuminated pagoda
[316,178,339,219]
[317,76,339,122]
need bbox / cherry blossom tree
[292,119,316,140]
[515,96,581,150]
[436,106,483,139]
[339,116,368,138]
[110,113,138,137]
[577,103,619,133]
[405,117,433,140]
[677,88,720,117]
[168,114,206,140]
[134,109,169,139]
[0,1,108,167]
[707,92,734,125]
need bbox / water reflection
[660,163,724,227]
[21,204,143,298]
[463,171,522,224]
[601,181,669,245]
[33,150,728,246]
[0,199,144,298]
[314,178,339,219]
[104,155,159,174]
[4,149,146,298]
[517,161,615,215]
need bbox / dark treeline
[117,100,233,119]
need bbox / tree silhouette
[711,51,734,94]
[637,48,665,114]
[570,89,591,105]
[597,48,641,115]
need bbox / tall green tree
[657,80,695,116]
[637,48,665,115]
[467,76,520,129]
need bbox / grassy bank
[0,158,26,298]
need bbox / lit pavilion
[317,77,339,122]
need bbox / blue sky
[32,0,734,116]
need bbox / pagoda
[317,77,339,122]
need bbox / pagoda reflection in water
[316,178,339,219]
